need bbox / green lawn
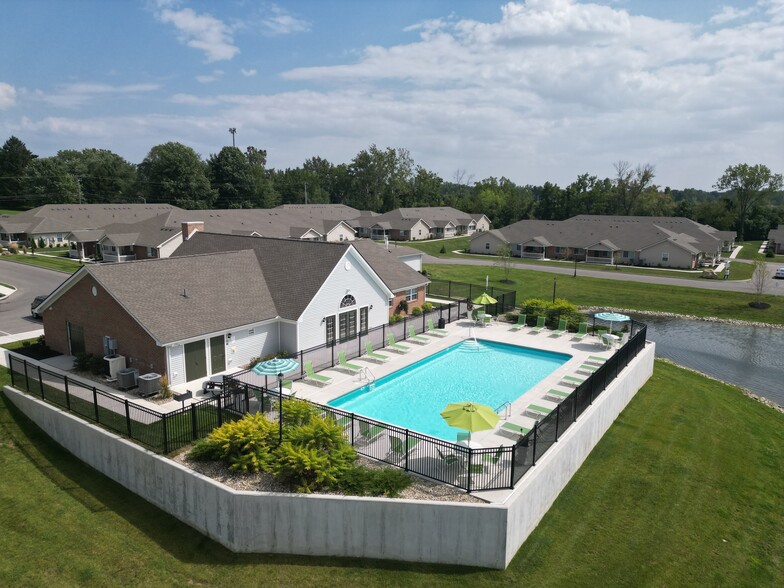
[1,361,781,586]
[0,254,82,274]
[405,238,756,281]
[426,263,784,324]
[0,209,21,215]
[735,241,784,262]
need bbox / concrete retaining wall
[3,341,655,569]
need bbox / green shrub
[411,306,422,316]
[389,313,402,324]
[336,466,412,497]
[189,413,277,473]
[421,302,433,312]
[440,244,446,254]
[88,354,105,374]
[505,312,518,321]
[521,297,586,329]
[765,250,774,258]
[281,397,321,429]
[73,352,93,371]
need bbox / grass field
[735,240,784,262]
[0,254,82,273]
[1,361,781,586]
[426,263,784,324]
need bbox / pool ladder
[495,401,512,420]
[360,367,376,383]
[466,326,478,345]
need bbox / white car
[774,267,784,280]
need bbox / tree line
[0,136,781,240]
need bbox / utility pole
[228,127,236,147]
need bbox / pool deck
[289,318,617,453]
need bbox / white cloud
[710,5,754,24]
[0,82,16,109]
[154,4,239,62]
[241,68,257,77]
[34,82,160,108]
[196,70,224,83]
[261,4,311,36]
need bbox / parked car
[774,267,784,280]
[30,295,48,318]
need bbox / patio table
[602,333,620,348]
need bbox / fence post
[531,421,538,466]
[9,357,15,387]
[351,414,355,446]
[244,383,250,412]
[64,377,71,411]
[92,387,100,422]
[191,404,198,440]
[382,324,386,348]
[24,359,30,391]
[555,404,560,442]
[402,316,407,340]
[467,449,473,493]
[125,399,132,437]
[448,280,451,298]
[509,445,516,489]
[162,413,168,454]
[299,350,304,379]
[217,393,223,427]
[37,365,44,397]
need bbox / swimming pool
[328,340,571,441]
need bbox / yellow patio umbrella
[440,402,500,442]
[472,292,497,306]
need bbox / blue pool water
[328,340,571,441]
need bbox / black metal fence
[426,279,516,317]
[5,313,648,494]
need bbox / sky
[1,0,782,190]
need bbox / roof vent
[181,288,189,298]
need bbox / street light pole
[229,127,237,147]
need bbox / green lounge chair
[436,447,461,466]
[586,355,607,364]
[596,329,609,348]
[525,404,553,419]
[364,342,389,363]
[544,388,571,402]
[578,363,599,374]
[358,420,384,443]
[388,435,420,461]
[560,374,585,386]
[510,313,527,331]
[408,326,430,344]
[572,322,589,340]
[552,318,568,336]
[304,360,332,386]
[337,350,362,374]
[500,422,530,438]
[531,316,546,333]
[426,318,447,337]
[483,446,506,465]
[387,333,410,353]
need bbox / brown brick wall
[389,286,425,317]
[42,273,166,376]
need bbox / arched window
[340,294,356,308]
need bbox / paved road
[0,262,70,336]
[422,254,784,296]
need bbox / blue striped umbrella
[251,357,299,376]
[594,312,630,332]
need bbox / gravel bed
[171,450,484,503]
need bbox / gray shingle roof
[350,240,429,292]
[86,250,276,344]
[172,233,351,320]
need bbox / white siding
[639,241,694,269]
[297,249,390,350]
[158,234,183,259]
[227,325,278,369]
[399,254,422,272]
[167,344,186,386]
[474,217,491,232]
[326,224,356,242]
[470,232,506,254]
[279,322,298,354]
[410,220,430,240]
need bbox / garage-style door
[184,340,207,382]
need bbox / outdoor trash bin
[438,317,446,329]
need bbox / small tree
[750,258,771,308]
[495,243,513,283]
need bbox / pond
[634,315,784,406]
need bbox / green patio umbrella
[472,292,497,306]
[440,402,500,442]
